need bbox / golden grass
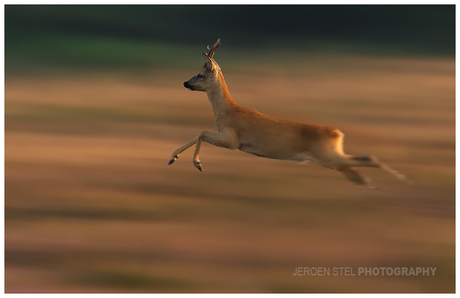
[5,55,455,292]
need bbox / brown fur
[169,39,408,188]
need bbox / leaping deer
[168,39,408,189]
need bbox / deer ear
[203,52,214,70]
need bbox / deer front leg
[193,130,239,171]
[168,138,198,165]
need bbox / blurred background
[5,5,455,293]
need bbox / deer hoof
[193,161,203,172]
[168,155,178,165]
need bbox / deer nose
[183,81,193,90]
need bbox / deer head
[183,39,222,92]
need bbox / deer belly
[237,142,297,160]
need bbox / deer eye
[197,74,204,79]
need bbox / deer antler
[206,39,221,59]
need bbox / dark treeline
[6,5,454,49]
[5,5,455,72]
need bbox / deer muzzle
[183,81,194,91]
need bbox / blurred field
[5,53,455,292]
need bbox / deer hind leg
[308,152,376,189]
[345,155,408,183]
[306,152,376,188]
[331,130,407,183]
[337,167,377,189]
[308,131,408,186]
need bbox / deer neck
[206,72,237,120]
